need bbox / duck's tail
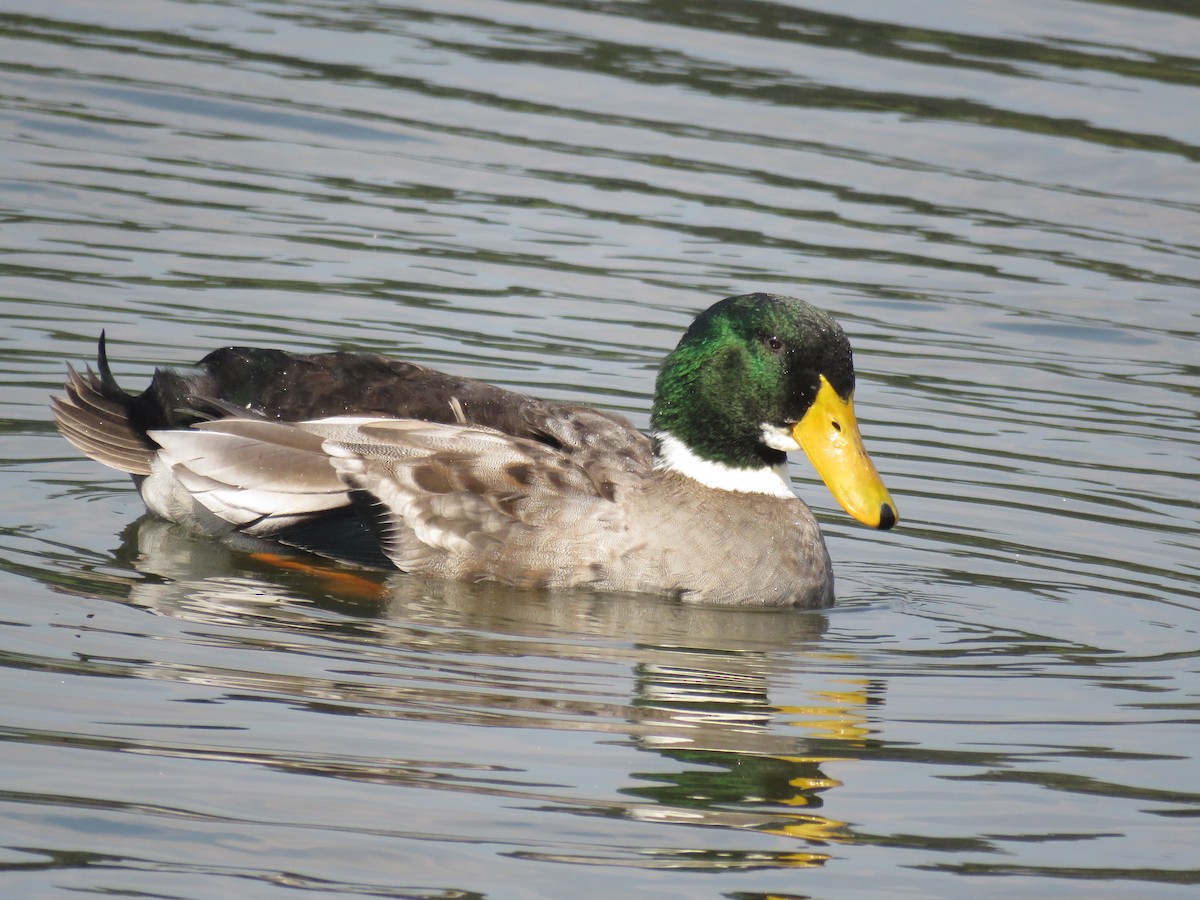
[51,333,156,476]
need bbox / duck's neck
[652,432,795,498]
[649,318,797,498]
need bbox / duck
[51,292,897,608]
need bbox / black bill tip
[877,503,898,531]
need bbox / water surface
[3,0,1199,897]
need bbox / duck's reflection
[99,516,881,870]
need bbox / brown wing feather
[312,419,632,586]
[189,347,650,460]
[55,337,653,475]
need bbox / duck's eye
[764,335,784,353]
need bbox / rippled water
[3,0,1199,896]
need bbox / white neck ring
[653,432,795,499]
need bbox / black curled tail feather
[51,332,156,476]
[96,331,122,398]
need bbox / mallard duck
[52,293,897,607]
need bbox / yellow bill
[793,375,898,530]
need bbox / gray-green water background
[2,1,1198,897]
